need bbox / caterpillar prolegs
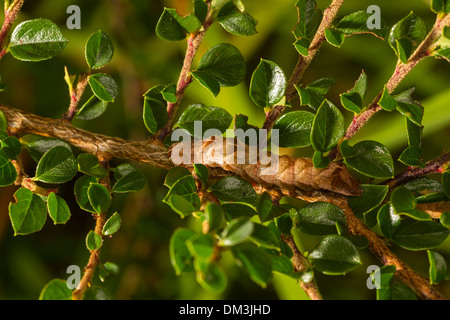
[169,137,362,197]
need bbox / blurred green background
[0,0,449,300]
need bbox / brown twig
[156,2,214,141]
[62,71,91,122]
[0,0,24,60]
[263,0,345,131]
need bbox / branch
[0,0,24,59]
[342,13,450,142]
[385,151,450,190]
[62,71,91,122]
[416,202,450,219]
[263,0,345,131]
[156,3,214,141]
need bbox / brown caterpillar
[169,137,362,197]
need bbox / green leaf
[293,0,322,41]
[74,175,97,213]
[249,59,286,108]
[88,74,119,102]
[111,169,145,194]
[435,46,450,62]
[392,218,450,250]
[340,70,367,114]
[193,43,246,96]
[9,19,68,62]
[324,28,345,47]
[311,99,344,153]
[193,0,208,23]
[164,167,191,188]
[293,38,310,56]
[249,223,281,251]
[194,259,227,294]
[291,202,346,236]
[143,98,168,135]
[378,204,401,239]
[86,230,103,251]
[221,202,257,221]
[219,217,254,247]
[391,186,417,213]
[9,188,47,235]
[335,11,389,39]
[341,140,394,179]
[34,146,77,184]
[176,104,233,138]
[47,192,71,225]
[428,250,448,284]
[1,136,21,160]
[163,175,201,218]
[169,228,196,275]
[403,177,443,196]
[203,202,224,232]
[231,243,273,288]
[273,111,314,148]
[88,183,112,214]
[98,262,120,282]
[0,155,17,186]
[443,171,450,199]
[389,12,427,62]
[308,235,361,275]
[39,279,72,300]
[396,102,424,126]
[75,95,108,121]
[256,192,272,222]
[85,30,114,69]
[0,110,7,133]
[348,184,389,218]
[218,1,258,36]
[77,153,107,179]
[20,135,72,163]
[186,233,215,259]
[400,209,432,221]
[156,8,201,42]
[211,176,258,206]
[161,83,177,104]
[193,163,209,186]
[102,212,121,236]
[297,78,335,111]
[440,212,450,228]
[379,87,398,111]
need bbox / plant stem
[263,0,345,131]
[156,3,214,141]
[342,13,450,143]
[0,0,24,60]
[62,72,91,122]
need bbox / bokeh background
[0,0,449,300]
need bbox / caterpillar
[169,136,362,197]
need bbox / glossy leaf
[249,59,286,108]
[391,186,417,213]
[194,259,227,294]
[377,204,401,239]
[39,279,72,300]
[164,167,191,188]
[34,146,77,184]
[85,30,114,69]
[77,153,107,179]
[297,78,335,111]
[111,169,145,194]
[348,184,389,218]
[311,100,344,153]
[86,230,103,251]
[88,183,111,214]
[169,228,196,275]
[379,87,398,111]
[163,175,201,218]
[231,243,273,288]
[293,0,322,41]
[221,202,257,221]
[335,11,389,39]
[143,98,168,135]
[219,217,254,247]
[273,111,314,148]
[98,262,120,282]
[1,136,21,160]
[392,218,450,251]
[325,28,345,47]
[102,212,121,236]
[203,202,224,232]
[218,1,258,36]
[74,175,97,213]
[211,176,258,206]
[156,8,201,42]
[291,202,346,235]
[9,188,47,235]
[0,155,17,187]
[47,192,71,225]
[443,171,450,199]
[308,235,362,275]
[88,74,119,102]
[194,0,208,23]
[249,223,281,251]
[75,95,108,121]
[186,233,215,259]
[10,19,68,62]
[428,250,448,284]
[20,135,72,163]
[176,104,233,138]
[341,140,394,179]
[193,163,209,186]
